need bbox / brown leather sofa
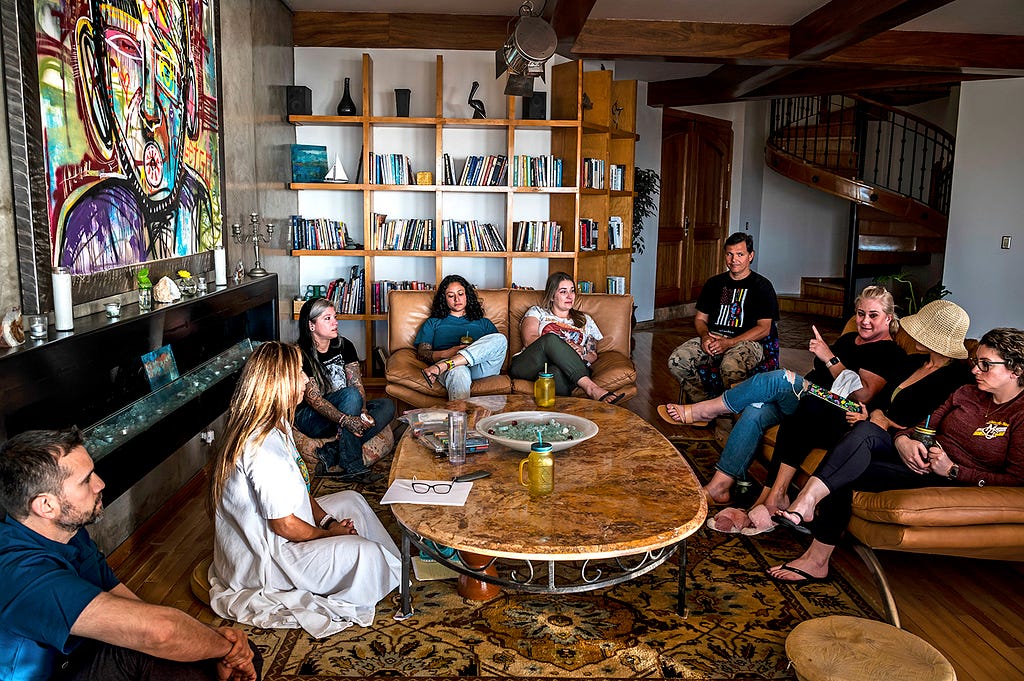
[384,288,637,409]
[759,319,1024,626]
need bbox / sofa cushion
[851,486,1024,527]
[387,288,512,356]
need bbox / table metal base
[399,532,687,617]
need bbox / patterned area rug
[234,440,879,680]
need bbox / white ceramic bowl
[474,411,599,452]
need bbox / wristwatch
[825,356,841,367]
[947,463,960,480]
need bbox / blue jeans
[294,386,395,474]
[441,332,508,400]
[715,370,807,481]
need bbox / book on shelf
[578,218,599,251]
[457,155,507,187]
[512,155,562,188]
[582,158,605,189]
[370,280,435,314]
[326,265,365,314]
[441,220,506,252]
[609,164,625,191]
[368,152,415,185]
[290,215,351,251]
[608,216,624,250]
[577,280,594,293]
[606,275,626,294]
[369,213,435,251]
[513,221,562,252]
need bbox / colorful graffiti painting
[36,0,222,274]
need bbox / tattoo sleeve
[304,381,345,424]
[416,343,434,365]
[344,361,366,404]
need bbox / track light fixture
[495,0,556,97]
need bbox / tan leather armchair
[385,288,637,409]
[759,319,1024,626]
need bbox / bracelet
[318,514,337,529]
[445,358,455,370]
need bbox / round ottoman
[786,615,956,681]
[190,556,213,606]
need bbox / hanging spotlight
[495,0,556,97]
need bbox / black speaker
[286,86,312,116]
[522,91,547,120]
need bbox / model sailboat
[324,155,349,183]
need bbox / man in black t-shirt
[668,232,779,402]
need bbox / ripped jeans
[715,369,808,481]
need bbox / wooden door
[655,111,733,307]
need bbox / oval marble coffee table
[389,395,707,617]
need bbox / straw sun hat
[899,300,970,359]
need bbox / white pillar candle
[214,246,227,286]
[52,267,74,331]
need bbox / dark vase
[337,77,356,116]
[395,88,411,117]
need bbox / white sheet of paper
[380,479,473,506]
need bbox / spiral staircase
[765,95,955,317]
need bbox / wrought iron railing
[768,95,955,215]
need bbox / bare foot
[762,491,791,515]
[702,484,731,506]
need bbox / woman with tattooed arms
[294,298,395,482]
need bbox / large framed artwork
[2,0,224,308]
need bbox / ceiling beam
[574,19,1024,72]
[292,12,511,49]
[789,0,955,60]
[549,0,598,58]
[649,67,998,107]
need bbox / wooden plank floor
[108,313,1024,680]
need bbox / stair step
[800,277,845,303]
[778,295,845,319]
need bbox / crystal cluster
[487,418,584,442]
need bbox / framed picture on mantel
[1,0,226,306]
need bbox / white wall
[630,81,662,322]
[757,168,849,295]
[943,78,1024,335]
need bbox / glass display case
[84,339,256,460]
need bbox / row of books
[577,280,595,293]
[610,164,627,191]
[368,153,415,185]
[513,221,563,252]
[370,280,434,314]
[448,154,508,187]
[289,215,354,251]
[608,216,625,250]
[582,158,606,189]
[441,220,506,252]
[606,275,627,294]
[369,213,435,251]
[512,155,563,187]
[325,266,365,314]
[579,218,600,251]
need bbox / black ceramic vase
[395,88,411,117]
[337,77,356,116]
[468,81,486,119]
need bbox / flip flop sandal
[773,509,812,535]
[767,563,829,584]
[599,391,626,404]
[421,364,440,387]
[656,404,710,427]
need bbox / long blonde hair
[208,342,305,513]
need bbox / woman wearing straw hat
[766,305,1024,584]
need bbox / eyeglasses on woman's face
[970,356,1007,372]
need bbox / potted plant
[632,168,660,261]
[137,268,153,311]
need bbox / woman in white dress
[208,342,402,638]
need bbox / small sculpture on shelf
[468,81,486,119]
[611,100,623,129]
[234,260,245,284]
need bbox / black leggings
[803,421,959,545]
[509,334,590,396]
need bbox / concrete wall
[0,45,15,313]
[943,78,1024,336]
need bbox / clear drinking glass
[448,412,467,465]
[138,287,152,312]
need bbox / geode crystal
[153,276,182,303]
